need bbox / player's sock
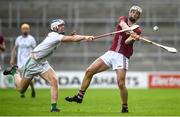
[11,68,17,76]
[31,90,36,98]
[77,90,86,99]
[51,103,57,110]
[121,104,128,113]
[20,92,25,98]
[51,103,60,112]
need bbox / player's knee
[50,77,58,87]
[16,83,29,93]
[118,81,126,90]
[85,68,95,76]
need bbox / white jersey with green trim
[15,34,36,68]
[32,32,64,61]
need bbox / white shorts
[22,58,51,79]
[100,51,129,70]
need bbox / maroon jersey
[0,34,4,44]
[110,16,141,58]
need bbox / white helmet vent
[50,19,65,31]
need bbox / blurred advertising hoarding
[0,71,180,89]
[148,74,180,88]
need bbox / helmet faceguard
[50,19,65,32]
[129,5,142,14]
[129,5,142,23]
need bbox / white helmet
[129,5,142,14]
[50,19,65,31]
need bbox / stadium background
[1,0,180,88]
[0,0,180,116]
[0,0,180,71]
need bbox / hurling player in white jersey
[10,23,36,98]
[3,19,94,112]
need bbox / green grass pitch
[0,88,180,116]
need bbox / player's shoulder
[48,31,58,36]
[119,16,128,21]
[16,35,23,40]
[28,34,35,39]
[46,31,63,42]
[118,16,128,23]
[119,16,128,19]
[48,31,63,37]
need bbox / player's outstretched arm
[61,35,94,42]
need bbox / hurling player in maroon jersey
[0,34,5,52]
[66,5,142,113]
[0,34,5,70]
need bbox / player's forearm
[62,35,94,42]
[10,53,16,63]
[72,35,88,42]
[10,47,16,64]
[61,35,85,42]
